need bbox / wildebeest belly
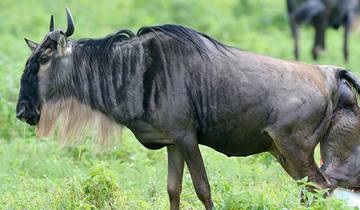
[128,121,174,150]
[198,127,273,157]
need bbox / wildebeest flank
[16,8,360,209]
[287,0,359,61]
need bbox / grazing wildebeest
[286,0,359,61]
[16,8,360,209]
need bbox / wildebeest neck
[61,38,147,124]
[48,31,212,125]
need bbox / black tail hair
[338,69,360,94]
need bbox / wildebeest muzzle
[16,99,40,125]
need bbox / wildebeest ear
[24,38,38,52]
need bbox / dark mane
[137,24,228,55]
[76,29,135,48]
[75,24,228,55]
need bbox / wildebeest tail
[291,0,325,24]
[338,69,360,95]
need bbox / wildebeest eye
[38,48,53,64]
[44,48,52,54]
[38,54,50,64]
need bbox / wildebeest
[286,0,359,61]
[16,8,360,209]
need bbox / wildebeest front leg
[177,133,213,209]
[167,145,184,210]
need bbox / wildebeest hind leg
[269,135,331,194]
[167,145,185,210]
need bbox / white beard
[36,97,122,149]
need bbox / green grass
[1,0,360,209]
[0,131,353,209]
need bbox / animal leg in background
[286,0,326,60]
[312,15,327,60]
[343,12,354,62]
[286,0,300,60]
[289,17,300,60]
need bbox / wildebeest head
[16,8,74,126]
[16,8,121,147]
[321,75,360,189]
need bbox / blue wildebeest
[16,8,360,209]
[286,0,359,61]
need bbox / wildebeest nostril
[16,100,30,120]
[16,106,26,119]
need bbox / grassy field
[1,0,360,209]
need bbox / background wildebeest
[16,8,360,209]
[286,0,359,61]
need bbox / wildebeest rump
[16,8,360,209]
[286,0,359,61]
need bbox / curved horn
[64,7,74,37]
[49,15,54,32]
